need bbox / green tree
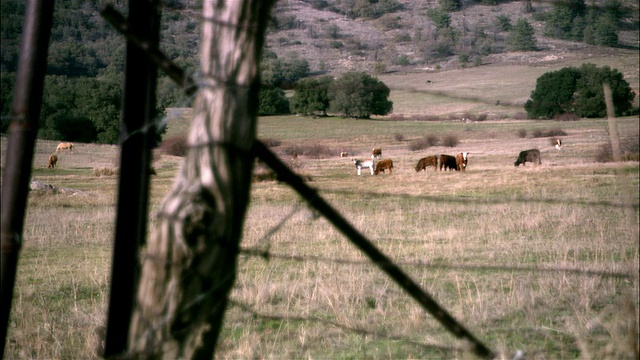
[525,67,581,119]
[545,0,585,39]
[289,76,332,116]
[438,0,461,12]
[588,14,618,46]
[258,85,290,115]
[426,8,451,29]
[38,75,125,143]
[525,64,635,119]
[261,52,310,89]
[328,72,392,118]
[508,18,537,51]
[573,63,634,118]
[494,15,512,32]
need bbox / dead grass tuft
[160,135,188,156]
[93,167,119,176]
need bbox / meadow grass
[1,114,638,359]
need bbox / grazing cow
[554,138,562,150]
[47,154,58,169]
[514,149,541,166]
[340,151,349,157]
[374,159,393,175]
[371,147,382,159]
[415,155,438,172]
[439,154,457,171]
[56,142,74,153]
[456,152,469,171]
[353,158,374,175]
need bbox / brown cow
[415,155,438,172]
[439,154,457,171]
[47,154,58,169]
[371,147,382,159]
[374,159,393,175]
[456,152,468,171]
[514,149,541,166]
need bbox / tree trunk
[127,1,275,358]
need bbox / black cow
[439,154,458,171]
[514,149,541,166]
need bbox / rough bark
[127,1,275,358]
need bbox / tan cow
[56,142,74,153]
[456,152,468,171]
[371,147,382,159]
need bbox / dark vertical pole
[0,0,54,357]
[103,1,160,357]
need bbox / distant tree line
[542,0,624,47]
[0,0,189,143]
[1,0,635,140]
[260,71,393,119]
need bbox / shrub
[532,128,568,138]
[595,143,613,163]
[261,138,282,147]
[93,167,119,177]
[426,134,439,146]
[545,128,568,137]
[160,135,188,156]
[517,129,528,138]
[553,113,580,121]
[408,136,431,151]
[393,133,405,142]
[513,112,529,120]
[531,129,544,138]
[442,134,459,147]
[285,143,334,159]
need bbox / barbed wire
[239,247,635,280]
[228,298,464,355]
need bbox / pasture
[1,115,638,359]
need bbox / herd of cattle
[44,138,559,174]
[351,141,558,175]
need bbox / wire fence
[102,2,639,358]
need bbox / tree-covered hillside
[1,0,638,141]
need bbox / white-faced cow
[554,138,563,150]
[456,152,469,171]
[56,142,74,153]
[439,154,457,171]
[47,154,58,169]
[374,159,393,175]
[371,147,382,159]
[353,158,374,175]
[514,149,541,166]
[340,151,349,157]
[415,155,438,172]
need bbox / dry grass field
[1,113,638,359]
